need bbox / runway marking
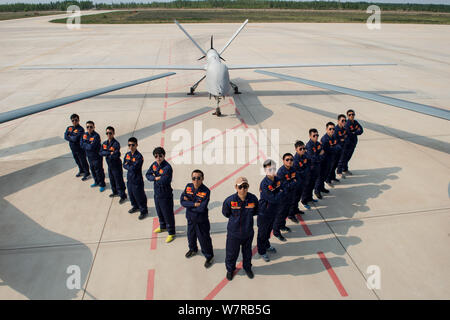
[204,246,258,300]
[167,95,201,107]
[317,251,348,297]
[296,213,312,236]
[146,269,156,300]
[166,120,243,162]
[160,45,172,147]
[150,217,160,251]
[173,153,262,216]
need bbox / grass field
[0,11,63,21]
[49,9,450,24]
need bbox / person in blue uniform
[64,114,90,180]
[293,140,311,210]
[257,159,285,262]
[123,137,148,220]
[333,114,348,181]
[304,128,325,201]
[321,122,340,189]
[80,121,106,192]
[222,177,259,281]
[273,153,297,241]
[99,126,127,204]
[342,109,364,175]
[180,169,214,268]
[146,147,176,244]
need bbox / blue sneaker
[99,186,105,192]
[90,183,98,188]
[261,254,270,262]
[312,199,318,203]
[303,204,311,210]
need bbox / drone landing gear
[187,76,206,95]
[212,96,223,116]
[230,82,241,94]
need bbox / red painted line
[317,251,349,297]
[150,217,160,251]
[164,108,212,131]
[296,214,312,236]
[160,45,172,147]
[204,246,258,300]
[174,154,261,216]
[174,206,185,215]
[210,155,261,190]
[167,95,200,107]
[166,122,244,162]
[146,269,155,300]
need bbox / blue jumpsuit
[257,176,285,255]
[293,152,311,206]
[343,120,364,171]
[99,138,126,198]
[320,133,341,187]
[80,131,105,187]
[273,165,297,236]
[222,192,259,273]
[304,139,325,199]
[336,124,348,174]
[123,150,148,214]
[146,160,175,235]
[64,124,90,177]
[180,183,213,259]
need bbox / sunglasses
[106,132,113,135]
[192,176,202,181]
[340,119,347,122]
[298,147,306,150]
[328,128,335,131]
[71,119,79,122]
[237,184,249,190]
[312,134,319,137]
[86,126,93,129]
[128,143,136,147]
[154,154,164,158]
[285,158,294,162]
[348,113,355,116]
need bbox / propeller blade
[211,35,213,49]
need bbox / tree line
[1,1,449,13]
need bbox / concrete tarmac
[0,14,449,300]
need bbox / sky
[1,0,449,5]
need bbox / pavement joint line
[372,120,450,163]
[81,196,115,300]
[313,201,381,300]
[319,206,450,224]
